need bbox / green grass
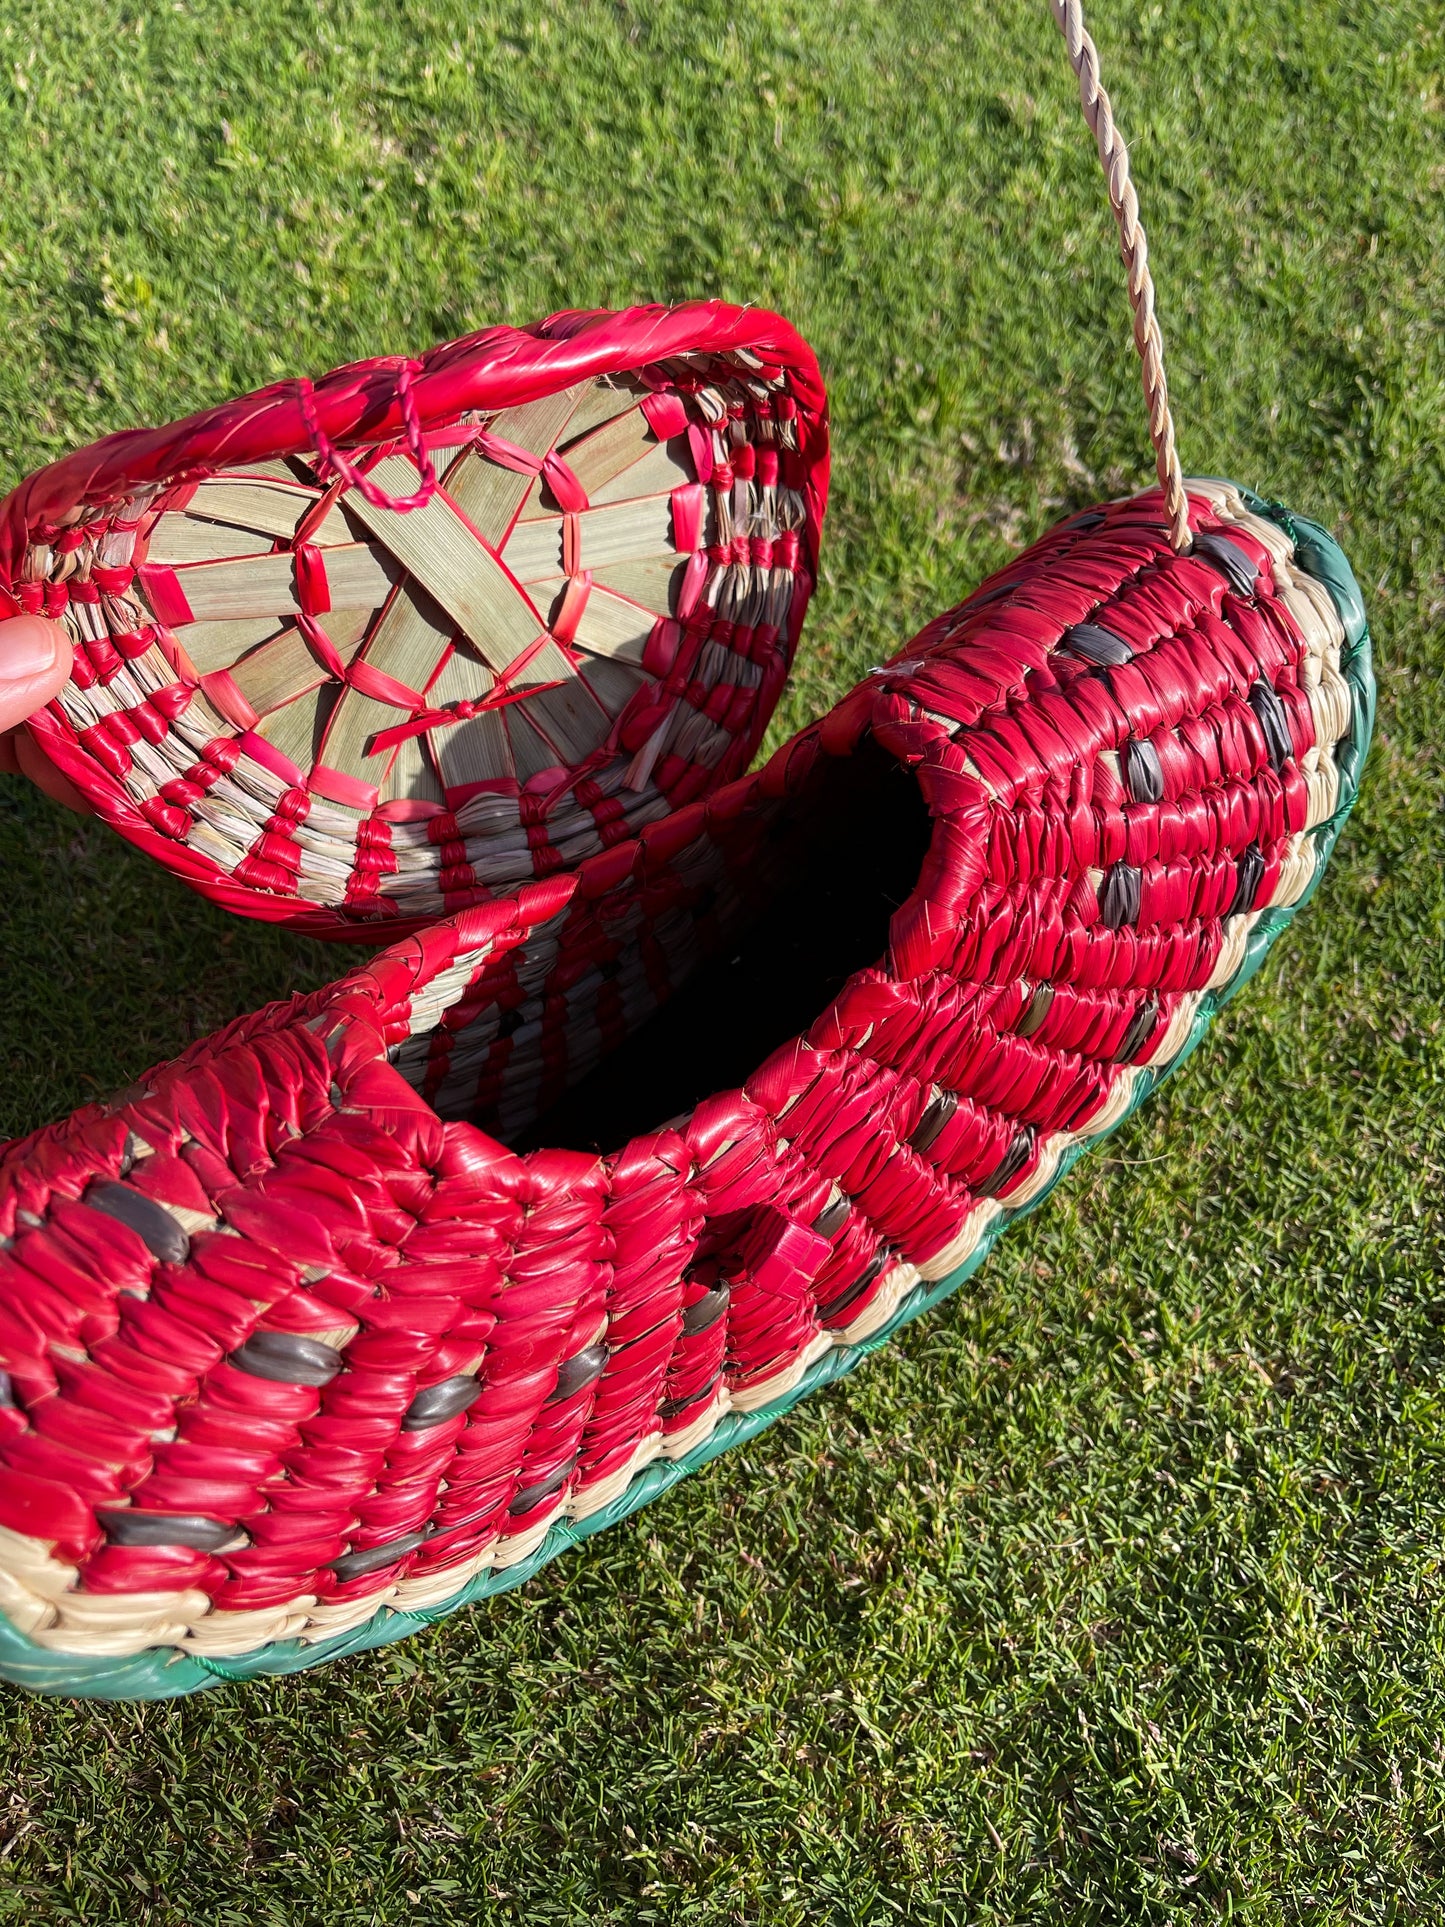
[0,0,1441,1917]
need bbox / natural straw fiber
[6,304,828,936]
[0,481,1372,1696]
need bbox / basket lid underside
[11,305,828,936]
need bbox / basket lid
[5,301,828,937]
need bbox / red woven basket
[7,302,828,936]
[0,478,1372,1696]
[0,2,1377,1697]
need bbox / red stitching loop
[293,543,332,617]
[346,659,426,710]
[295,359,439,514]
[366,631,566,756]
[367,678,567,757]
[470,431,589,514]
[296,613,348,683]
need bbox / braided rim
[0,487,1373,1701]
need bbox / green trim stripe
[0,492,1375,1699]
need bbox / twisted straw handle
[296,358,440,514]
[1049,0,1191,553]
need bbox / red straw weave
[6,303,828,937]
[0,481,1358,1661]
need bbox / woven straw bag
[8,303,828,934]
[0,4,1375,1698]
[0,477,1373,1697]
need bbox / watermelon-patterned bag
[0,1,1373,1695]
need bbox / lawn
[0,0,1442,1918]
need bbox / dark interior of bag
[511,735,936,1153]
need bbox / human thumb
[0,614,71,734]
[0,615,89,811]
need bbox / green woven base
[0,489,1374,1700]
